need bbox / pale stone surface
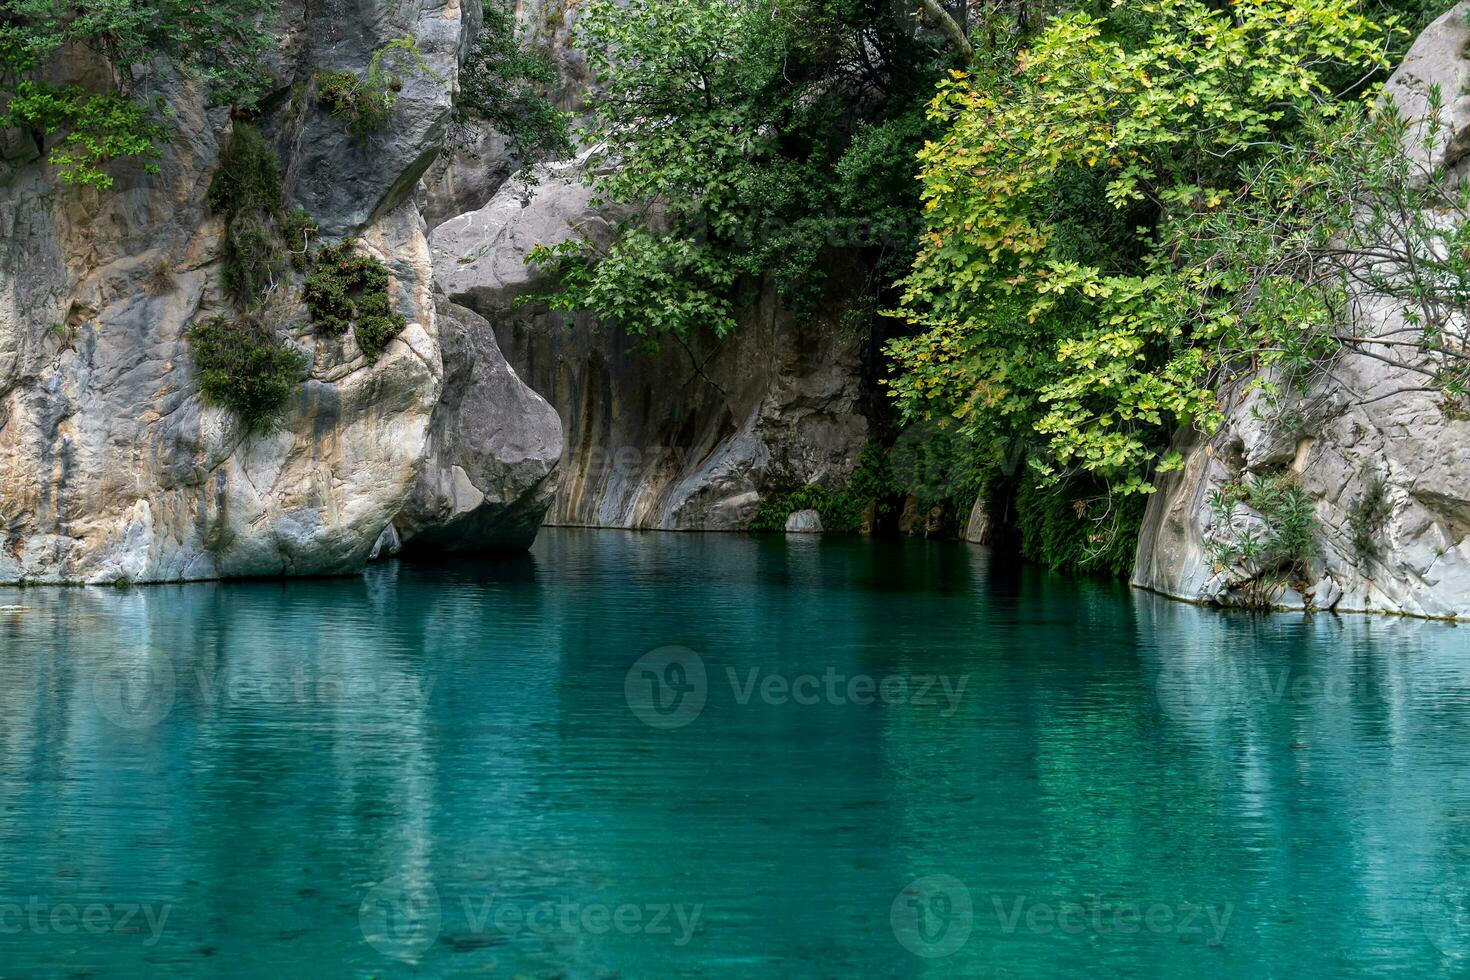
[785,509,823,533]
[395,300,562,553]
[1132,4,1470,620]
[0,0,558,583]
[964,495,992,545]
[431,161,870,531]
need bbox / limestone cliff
[1133,4,1470,620]
[431,160,870,530]
[0,0,560,583]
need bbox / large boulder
[394,299,562,552]
[0,0,521,584]
[431,161,870,530]
[1133,4,1470,619]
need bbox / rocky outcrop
[431,161,870,530]
[0,0,560,584]
[785,509,823,533]
[1133,4,1470,620]
[394,299,562,552]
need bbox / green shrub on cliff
[187,315,308,432]
[451,3,571,161]
[303,240,406,361]
[208,124,318,305]
[0,0,279,187]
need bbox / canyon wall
[0,0,560,583]
[1133,3,1470,619]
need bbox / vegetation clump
[186,315,308,432]
[314,69,392,136]
[0,0,278,188]
[1349,476,1393,560]
[1207,473,1319,597]
[314,36,441,137]
[528,0,959,339]
[208,125,318,304]
[303,240,406,361]
[450,4,572,161]
[750,444,903,534]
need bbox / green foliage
[186,315,308,431]
[1206,473,1318,584]
[314,70,392,136]
[1349,475,1392,560]
[750,485,869,534]
[0,0,278,187]
[1178,94,1470,406]
[315,36,441,137]
[1,81,169,187]
[887,0,1395,497]
[530,0,953,338]
[750,442,904,533]
[208,125,316,305]
[303,240,405,361]
[1014,478,1144,579]
[452,3,571,160]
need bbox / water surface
[2,529,1470,977]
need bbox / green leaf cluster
[530,0,955,338]
[451,3,571,161]
[1,0,279,187]
[887,0,1395,499]
[186,315,308,432]
[209,124,317,305]
[303,240,406,361]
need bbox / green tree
[530,0,962,339]
[451,3,571,161]
[886,0,1395,500]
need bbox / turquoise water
[3,529,1470,976]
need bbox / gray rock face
[395,299,562,552]
[431,162,870,530]
[283,0,473,238]
[963,495,992,545]
[1133,4,1470,620]
[785,509,823,533]
[0,0,558,584]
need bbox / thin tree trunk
[918,0,974,60]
